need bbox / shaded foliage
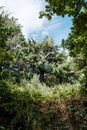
[0,7,25,81]
[0,81,87,130]
[40,0,87,19]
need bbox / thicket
[0,78,87,130]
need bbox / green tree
[0,7,25,81]
[40,0,87,86]
[14,36,77,86]
[63,8,87,86]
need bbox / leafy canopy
[40,0,87,19]
[0,7,25,80]
[40,0,87,86]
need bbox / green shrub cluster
[0,79,87,130]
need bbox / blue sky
[29,16,72,45]
[0,0,72,45]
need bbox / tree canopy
[0,8,25,81]
[40,0,87,87]
[40,0,87,19]
[11,36,78,86]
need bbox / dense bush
[0,79,87,130]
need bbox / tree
[0,7,25,81]
[0,8,13,79]
[40,0,87,86]
[11,36,56,83]
[14,36,78,86]
[63,8,87,86]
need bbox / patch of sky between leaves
[29,15,72,45]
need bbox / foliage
[1,80,87,129]
[40,0,87,19]
[0,5,87,130]
[13,36,78,86]
[0,7,25,81]
[0,7,78,86]
[63,8,87,86]
[40,0,87,87]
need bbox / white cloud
[0,0,45,38]
[28,17,62,39]
[0,0,71,43]
[41,19,62,35]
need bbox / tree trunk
[39,71,44,83]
